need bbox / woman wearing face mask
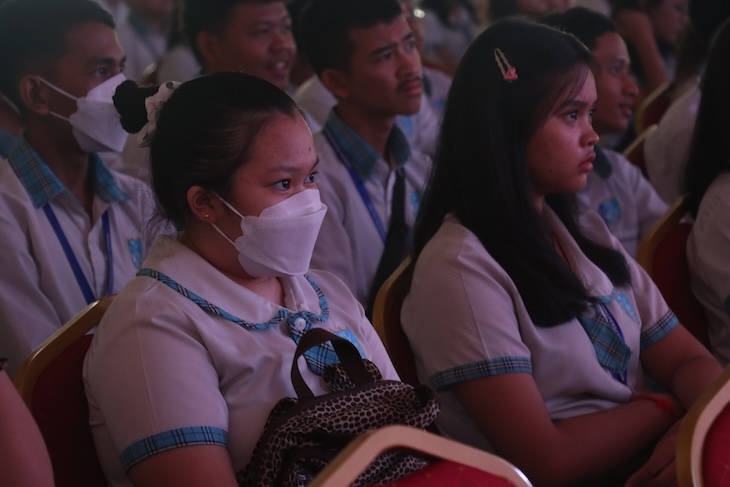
[83,72,399,487]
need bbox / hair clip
[494,48,518,82]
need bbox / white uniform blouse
[83,235,398,487]
[687,172,730,365]
[402,209,677,451]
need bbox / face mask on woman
[211,188,327,277]
[38,73,128,153]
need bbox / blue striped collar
[7,137,130,208]
[324,109,411,180]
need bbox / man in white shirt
[543,8,667,257]
[116,0,173,82]
[0,0,155,376]
[299,0,431,313]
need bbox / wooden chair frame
[636,196,689,275]
[677,365,730,487]
[622,124,658,178]
[371,256,419,386]
[636,81,672,135]
[309,425,533,487]
[14,296,114,408]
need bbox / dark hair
[414,19,630,327]
[181,0,280,64]
[114,72,299,229]
[541,7,617,51]
[685,19,730,217]
[299,0,403,75]
[421,0,477,29]
[688,0,730,49]
[0,0,114,109]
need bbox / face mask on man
[38,73,128,153]
[210,188,327,277]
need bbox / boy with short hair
[300,0,431,312]
[0,0,155,376]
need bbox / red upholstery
[30,334,107,487]
[703,404,730,487]
[650,222,710,347]
[383,304,420,388]
[370,460,520,486]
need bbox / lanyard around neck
[322,127,388,243]
[43,205,113,304]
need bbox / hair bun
[113,79,159,134]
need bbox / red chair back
[703,404,730,487]
[648,222,710,347]
[371,460,523,486]
[30,334,107,487]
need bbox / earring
[203,213,211,220]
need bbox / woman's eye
[274,180,291,190]
[306,172,318,184]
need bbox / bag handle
[292,327,375,400]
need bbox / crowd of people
[0,0,728,486]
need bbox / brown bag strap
[291,328,375,400]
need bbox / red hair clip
[494,48,518,82]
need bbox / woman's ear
[186,185,221,224]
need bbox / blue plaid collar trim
[324,109,411,180]
[7,137,129,208]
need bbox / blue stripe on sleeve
[430,356,532,392]
[120,426,228,471]
[640,310,679,350]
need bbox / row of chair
[11,190,726,487]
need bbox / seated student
[611,0,688,99]
[543,7,667,258]
[299,0,432,312]
[112,0,306,184]
[419,0,480,75]
[401,19,721,486]
[0,369,54,487]
[644,0,730,205]
[116,0,173,83]
[0,0,155,378]
[686,19,730,366]
[294,0,444,155]
[84,72,399,487]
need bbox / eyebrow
[267,158,320,174]
[87,55,125,68]
[369,31,415,58]
[251,14,291,27]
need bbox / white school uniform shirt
[687,172,730,365]
[311,111,431,306]
[421,7,476,67]
[116,13,167,83]
[577,146,668,258]
[83,235,398,487]
[644,83,701,205]
[402,209,677,451]
[0,138,155,377]
[293,75,439,155]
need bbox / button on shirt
[311,110,431,305]
[0,138,155,377]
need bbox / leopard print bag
[237,328,440,487]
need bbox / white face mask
[39,73,128,153]
[211,189,327,277]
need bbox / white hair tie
[137,80,181,148]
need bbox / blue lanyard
[43,205,113,304]
[598,302,628,384]
[322,127,388,243]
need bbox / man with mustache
[300,0,431,314]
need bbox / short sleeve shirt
[401,209,677,450]
[83,235,398,487]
